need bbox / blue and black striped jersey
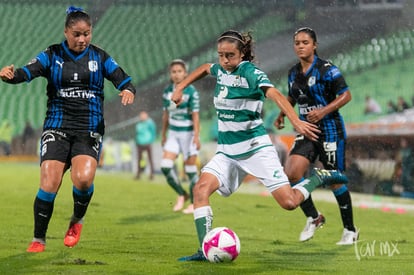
[288,56,348,141]
[7,41,136,135]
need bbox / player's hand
[119,90,135,106]
[193,136,201,150]
[306,109,325,124]
[0,64,15,81]
[292,120,320,141]
[274,114,285,129]
[171,89,183,106]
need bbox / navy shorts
[290,134,346,171]
[40,129,102,165]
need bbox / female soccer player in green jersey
[161,59,200,214]
[171,30,348,261]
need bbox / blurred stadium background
[1,0,413,196]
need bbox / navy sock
[334,185,355,232]
[33,189,56,239]
[72,184,94,222]
[300,195,319,219]
[291,178,319,219]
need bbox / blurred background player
[275,27,358,245]
[171,30,348,261]
[0,6,136,252]
[135,110,156,180]
[160,59,200,214]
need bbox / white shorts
[202,146,289,197]
[163,130,198,159]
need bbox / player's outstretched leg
[313,168,348,186]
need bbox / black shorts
[40,129,102,165]
[290,134,346,171]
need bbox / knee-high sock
[33,189,57,240]
[71,184,94,223]
[291,178,319,219]
[193,206,213,247]
[161,159,186,196]
[185,165,199,203]
[333,184,356,231]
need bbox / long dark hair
[217,30,254,61]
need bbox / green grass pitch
[0,162,413,274]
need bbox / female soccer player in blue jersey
[275,27,358,245]
[0,6,136,253]
[171,30,348,261]
[161,59,201,214]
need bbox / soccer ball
[202,227,241,263]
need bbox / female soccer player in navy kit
[275,27,358,245]
[171,30,348,261]
[0,6,136,252]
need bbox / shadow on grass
[248,240,346,273]
[117,212,181,225]
[0,251,107,274]
[173,244,346,275]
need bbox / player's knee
[160,159,174,175]
[72,173,92,190]
[193,180,212,201]
[279,199,298,211]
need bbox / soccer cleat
[64,223,83,247]
[173,194,188,212]
[178,249,207,262]
[336,228,359,245]
[182,204,194,214]
[26,241,45,253]
[313,168,348,186]
[299,214,326,242]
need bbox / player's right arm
[171,63,211,105]
[0,64,35,83]
[161,110,169,147]
[1,49,50,84]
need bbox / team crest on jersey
[233,75,241,87]
[308,76,316,87]
[27,58,38,66]
[88,61,98,72]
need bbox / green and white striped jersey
[162,84,200,132]
[210,61,274,158]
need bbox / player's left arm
[118,88,135,106]
[110,70,136,106]
[307,66,352,123]
[103,54,136,106]
[307,90,351,124]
